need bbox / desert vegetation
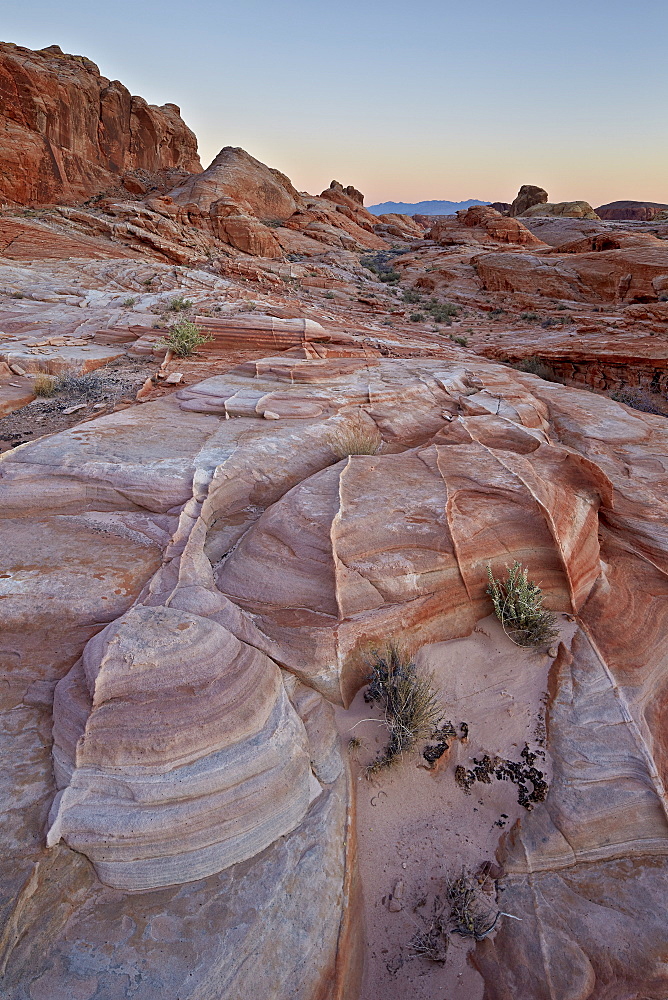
[329,417,382,458]
[487,562,558,647]
[363,645,443,775]
[155,321,213,357]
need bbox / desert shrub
[541,316,561,328]
[520,312,539,322]
[489,307,506,317]
[323,290,335,299]
[610,388,666,416]
[155,320,213,358]
[329,418,382,458]
[361,253,402,284]
[427,299,459,323]
[450,334,468,347]
[487,562,558,648]
[168,296,193,312]
[122,297,137,307]
[410,312,426,322]
[33,373,56,397]
[379,269,400,283]
[364,645,443,774]
[403,289,422,304]
[56,374,101,398]
[512,356,561,382]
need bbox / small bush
[410,312,426,322]
[403,289,422,304]
[122,297,136,307]
[364,646,443,774]
[541,317,561,328]
[450,335,468,347]
[512,356,561,382]
[324,291,335,299]
[427,299,459,324]
[168,296,193,312]
[361,254,402,284]
[155,320,213,358]
[329,418,382,458]
[520,312,539,322]
[489,308,506,317]
[610,388,667,416]
[487,562,559,648]
[33,373,56,397]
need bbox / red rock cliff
[0,42,202,206]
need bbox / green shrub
[324,291,335,299]
[410,312,426,322]
[364,645,443,774]
[168,296,193,312]
[379,269,400,284]
[486,562,559,648]
[450,334,468,347]
[122,297,136,307]
[155,321,213,358]
[403,289,422,304]
[520,312,539,322]
[427,299,459,323]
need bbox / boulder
[509,184,549,217]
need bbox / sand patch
[335,613,576,1000]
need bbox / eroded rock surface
[0,42,201,206]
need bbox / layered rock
[47,605,315,889]
[474,243,668,302]
[0,42,201,206]
[2,332,668,997]
[430,205,546,246]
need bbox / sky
[3,0,668,207]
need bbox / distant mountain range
[367,199,490,217]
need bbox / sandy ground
[335,613,577,1000]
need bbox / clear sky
[4,0,667,207]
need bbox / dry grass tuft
[364,645,443,775]
[447,871,499,940]
[329,415,382,458]
[487,562,559,648]
[33,373,56,397]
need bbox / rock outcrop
[522,199,600,220]
[509,184,548,217]
[596,199,668,221]
[430,205,546,247]
[0,42,202,206]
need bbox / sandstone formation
[521,199,600,220]
[0,42,201,206]
[596,199,668,221]
[2,40,668,1000]
[430,205,546,246]
[509,184,548,216]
